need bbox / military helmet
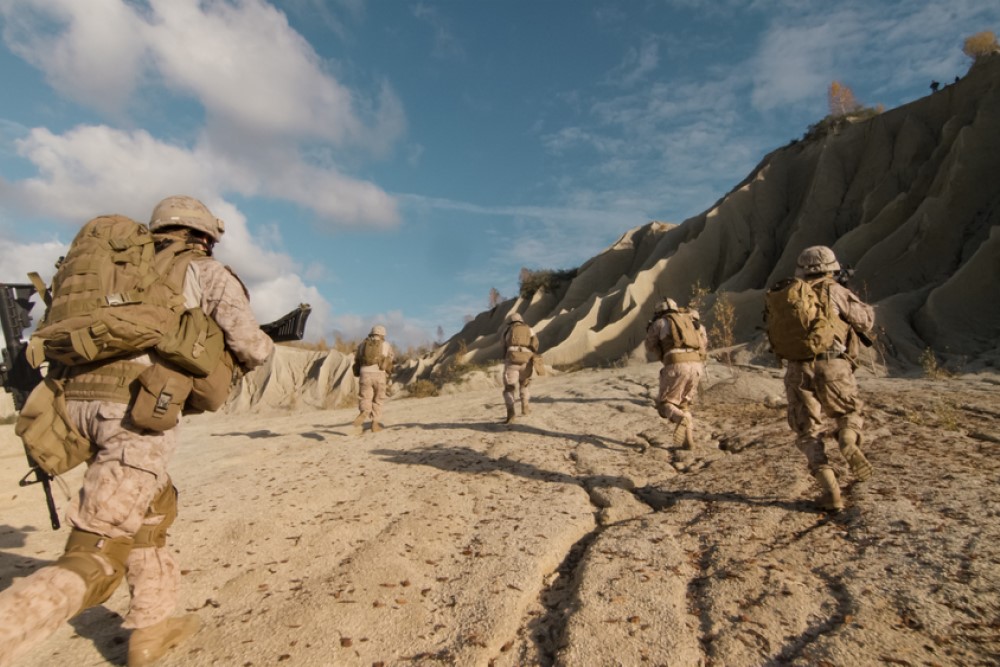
[370,325,386,337]
[149,195,225,241]
[657,298,679,313]
[509,313,524,323]
[795,245,840,277]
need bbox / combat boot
[504,405,516,424]
[671,413,692,447]
[813,468,844,513]
[838,429,873,481]
[682,416,696,450]
[371,422,383,433]
[128,614,200,667]
[352,413,366,428]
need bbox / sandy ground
[1,361,999,666]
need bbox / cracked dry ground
[2,362,999,666]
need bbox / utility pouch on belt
[15,377,95,476]
[154,308,224,377]
[187,349,237,413]
[130,363,193,431]
[507,347,533,364]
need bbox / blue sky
[0,1,996,349]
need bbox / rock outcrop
[427,54,1000,375]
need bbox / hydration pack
[764,277,846,361]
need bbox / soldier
[501,313,539,424]
[351,325,394,433]
[0,196,275,666]
[775,245,875,512]
[645,299,708,448]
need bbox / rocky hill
[416,54,1000,379]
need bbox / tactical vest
[508,322,534,349]
[647,309,704,363]
[359,337,385,367]
[765,277,849,361]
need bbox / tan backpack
[658,309,704,353]
[765,278,846,361]
[27,215,207,370]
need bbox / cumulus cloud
[0,0,146,115]
[0,0,403,227]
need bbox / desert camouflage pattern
[358,340,393,423]
[0,567,88,666]
[652,316,708,424]
[784,280,874,473]
[656,361,704,422]
[502,360,534,412]
[502,323,538,413]
[186,259,274,368]
[0,255,272,663]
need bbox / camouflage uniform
[355,335,394,429]
[502,315,539,422]
[784,278,874,472]
[0,225,273,665]
[649,309,708,447]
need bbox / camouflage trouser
[358,369,388,422]
[0,401,179,666]
[785,358,864,472]
[656,361,704,422]
[502,361,533,410]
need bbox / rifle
[0,283,60,530]
[260,304,312,342]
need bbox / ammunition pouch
[506,346,533,364]
[56,528,132,612]
[130,363,193,432]
[15,377,94,476]
[187,349,237,413]
[134,483,179,549]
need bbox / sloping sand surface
[3,361,998,666]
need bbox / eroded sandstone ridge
[421,54,1000,376]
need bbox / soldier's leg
[124,483,180,630]
[519,366,532,415]
[125,484,199,667]
[373,374,388,422]
[678,362,705,449]
[0,566,89,665]
[837,415,872,481]
[357,375,374,426]
[815,359,872,481]
[502,364,517,423]
[657,365,691,446]
[785,363,840,509]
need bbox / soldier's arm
[192,259,275,369]
[830,283,875,333]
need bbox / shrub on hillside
[518,267,578,299]
[963,31,999,61]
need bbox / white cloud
[329,309,435,351]
[0,0,404,227]
[0,0,146,115]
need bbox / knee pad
[504,383,516,394]
[56,529,132,611]
[134,484,178,550]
